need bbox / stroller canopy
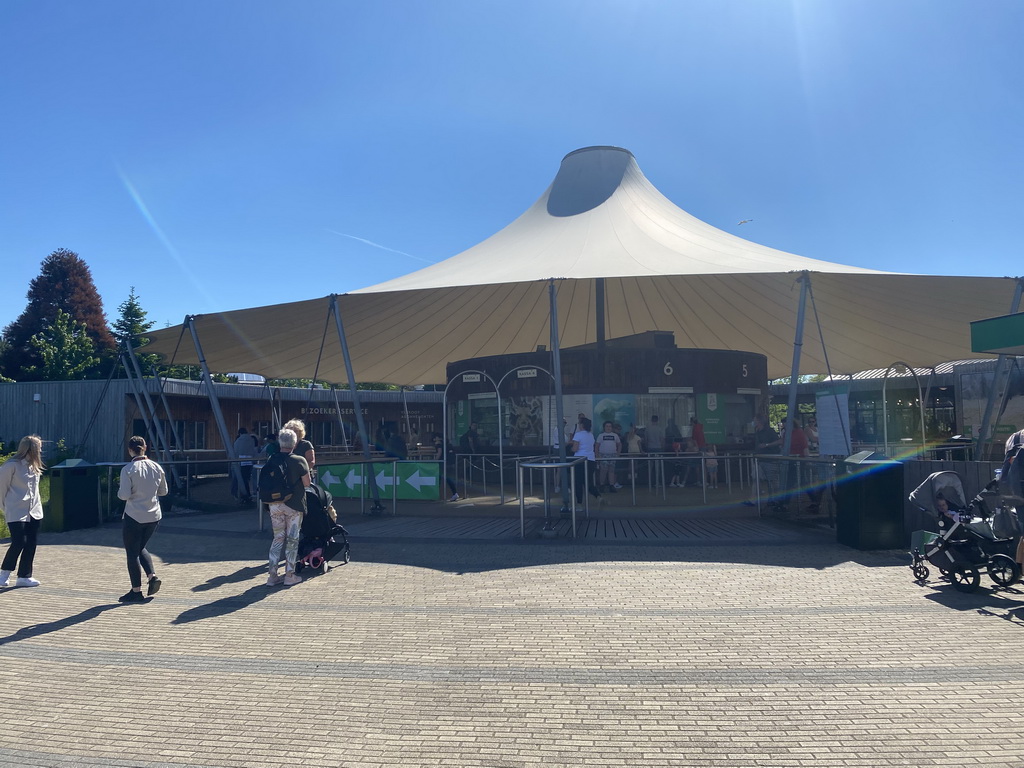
[909,471,968,518]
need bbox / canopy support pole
[783,272,811,456]
[185,315,246,501]
[122,345,181,488]
[151,363,186,490]
[76,351,121,459]
[401,386,413,446]
[595,277,606,350]
[330,386,349,450]
[329,294,384,515]
[124,341,176,476]
[151,364,184,453]
[121,353,160,461]
[550,279,569,527]
[271,387,282,432]
[975,277,1024,460]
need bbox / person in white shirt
[117,436,168,603]
[596,421,622,493]
[0,435,45,588]
[570,417,600,504]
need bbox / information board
[815,389,852,457]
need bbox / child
[668,443,683,488]
[668,440,689,488]
[704,444,719,489]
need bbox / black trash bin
[45,459,100,532]
[836,451,906,550]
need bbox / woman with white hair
[0,435,45,588]
[265,428,311,586]
[283,419,315,473]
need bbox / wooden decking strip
[340,514,814,543]
[335,514,823,544]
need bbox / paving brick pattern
[1,512,1023,768]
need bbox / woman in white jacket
[117,436,168,603]
[0,435,45,588]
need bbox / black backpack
[258,453,293,504]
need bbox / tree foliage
[113,287,160,373]
[2,248,115,379]
[24,310,100,380]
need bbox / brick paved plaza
[2,509,1023,768]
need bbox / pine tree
[113,287,160,372]
[24,310,100,381]
[1,248,116,379]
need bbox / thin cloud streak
[326,229,436,264]
[116,165,217,310]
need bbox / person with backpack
[260,428,310,586]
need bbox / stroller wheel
[911,563,929,582]
[987,554,1021,587]
[342,544,351,564]
[950,567,981,593]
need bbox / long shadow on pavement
[172,583,278,624]
[192,565,268,592]
[0,603,125,645]
[38,509,911,576]
[922,582,1024,622]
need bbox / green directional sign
[318,462,441,501]
[971,312,1024,355]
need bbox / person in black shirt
[753,415,781,454]
[459,422,481,454]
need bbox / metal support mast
[329,295,385,515]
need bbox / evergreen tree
[0,341,12,383]
[24,310,100,381]
[113,287,160,372]
[1,248,116,379]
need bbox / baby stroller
[296,484,351,574]
[908,471,1021,592]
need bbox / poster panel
[592,395,636,433]
[697,393,727,444]
[816,389,852,457]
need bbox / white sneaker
[449,493,460,502]
[0,570,10,587]
[15,576,40,587]
[613,483,623,489]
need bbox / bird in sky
[737,219,753,225]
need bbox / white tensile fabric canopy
[144,146,1014,384]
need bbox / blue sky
[2,0,1022,331]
